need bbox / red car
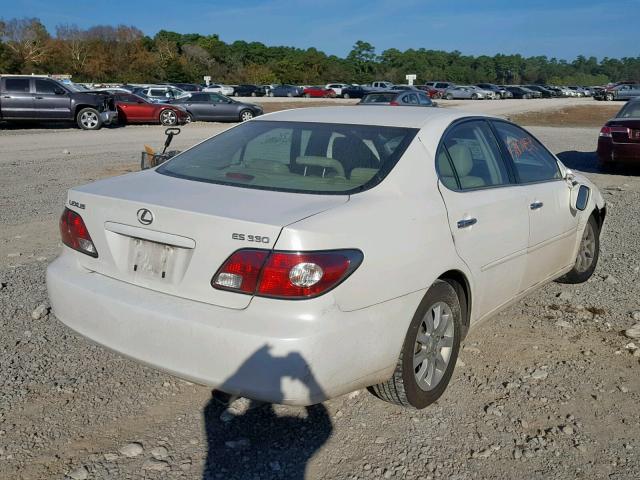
[302,86,336,98]
[597,98,640,169]
[113,93,189,126]
[416,85,442,99]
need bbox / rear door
[435,119,529,320]
[34,79,71,119]
[1,77,34,118]
[491,120,578,288]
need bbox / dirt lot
[1,99,639,480]
[509,104,621,128]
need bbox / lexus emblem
[137,208,154,225]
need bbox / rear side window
[418,93,432,105]
[4,78,30,93]
[158,121,418,194]
[618,102,640,118]
[362,93,396,104]
[437,120,511,190]
[492,121,561,183]
[402,93,419,105]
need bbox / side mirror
[570,184,590,212]
[54,88,66,95]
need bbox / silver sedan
[443,85,488,100]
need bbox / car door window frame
[488,119,563,185]
[435,117,517,192]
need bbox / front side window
[4,78,30,93]
[437,120,511,190]
[492,121,561,183]
[418,93,432,106]
[35,79,59,94]
[158,121,418,194]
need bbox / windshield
[618,102,640,118]
[158,120,418,194]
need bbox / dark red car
[416,85,442,99]
[302,86,336,98]
[597,98,640,169]
[113,92,189,126]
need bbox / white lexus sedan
[47,107,605,409]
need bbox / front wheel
[369,280,462,408]
[159,109,178,126]
[445,93,453,100]
[343,93,350,99]
[304,93,311,98]
[556,215,600,284]
[77,108,102,130]
[240,110,254,122]
[184,113,193,124]
[605,93,614,101]
[471,93,479,100]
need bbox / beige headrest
[297,156,345,177]
[447,144,474,176]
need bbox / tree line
[1,17,639,86]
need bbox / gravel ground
[1,100,639,480]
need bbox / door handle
[530,201,544,210]
[457,218,477,229]
[2,95,10,99]
[35,96,44,99]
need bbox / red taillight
[389,101,399,106]
[59,208,98,257]
[212,249,269,294]
[212,249,363,299]
[599,126,611,137]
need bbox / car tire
[304,93,311,98]
[76,108,103,130]
[446,93,453,100]
[556,215,600,284]
[343,93,350,99]
[185,113,193,124]
[471,93,479,100]
[605,93,614,101]
[251,92,257,97]
[240,110,254,122]
[159,109,178,126]
[369,279,462,409]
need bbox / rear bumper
[598,138,640,163]
[47,251,422,405]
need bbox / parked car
[594,83,640,101]
[303,86,336,98]
[370,81,395,90]
[325,83,350,97]
[523,85,555,98]
[416,85,442,99]
[270,84,304,97]
[597,97,640,169]
[170,92,263,122]
[519,87,542,99]
[203,84,235,96]
[47,106,605,409]
[169,83,202,92]
[113,92,189,126]
[475,83,510,99]
[359,91,434,106]
[426,81,455,96]
[443,86,487,100]
[232,84,266,97]
[341,85,370,99]
[504,86,533,99]
[132,86,189,103]
[0,75,117,130]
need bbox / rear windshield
[361,93,396,103]
[618,102,640,118]
[158,120,418,194]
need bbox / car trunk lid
[67,170,348,309]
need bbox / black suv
[0,75,118,129]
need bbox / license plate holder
[131,238,175,280]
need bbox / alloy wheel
[160,110,177,126]
[413,301,455,391]
[80,111,99,129]
[240,110,254,122]
[575,222,596,273]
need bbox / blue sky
[4,0,639,59]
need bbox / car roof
[258,106,493,129]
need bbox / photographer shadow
[202,345,333,480]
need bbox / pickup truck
[0,75,118,129]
